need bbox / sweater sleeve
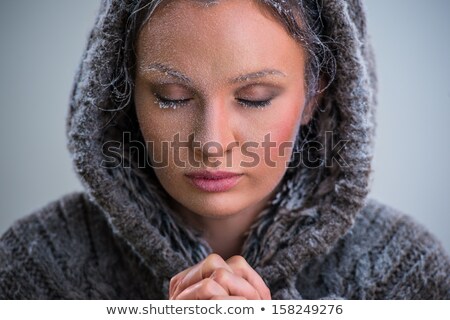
[293,199,450,300]
[383,224,450,299]
[270,277,347,300]
[349,201,450,299]
[0,192,93,299]
[273,286,346,300]
[0,226,63,299]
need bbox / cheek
[137,109,183,139]
[134,99,176,171]
[267,116,300,176]
[244,100,303,191]
[272,110,301,141]
[135,102,194,161]
[271,112,303,174]
[262,101,303,163]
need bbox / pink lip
[185,170,244,192]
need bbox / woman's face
[134,0,310,219]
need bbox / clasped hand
[169,254,272,300]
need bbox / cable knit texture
[0,0,449,299]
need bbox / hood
[67,0,377,297]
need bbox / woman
[0,0,448,299]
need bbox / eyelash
[236,98,272,109]
[154,95,191,109]
[154,94,272,109]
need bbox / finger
[172,254,233,298]
[174,278,228,300]
[210,268,261,300]
[210,296,247,300]
[226,255,272,300]
[169,264,197,298]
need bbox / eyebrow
[143,63,192,83]
[142,62,286,84]
[231,69,286,83]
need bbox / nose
[193,98,238,161]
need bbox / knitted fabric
[0,0,449,299]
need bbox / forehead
[136,0,305,84]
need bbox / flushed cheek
[250,107,302,168]
[271,115,301,162]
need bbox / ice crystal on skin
[153,93,181,110]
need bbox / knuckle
[206,253,224,266]
[198,278,215,295]
[227,255,248,267]
[202,254,226,277]
[211,268,229,282]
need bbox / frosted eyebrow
[230,69,287,83]
[142,63,286,84]
[142,63,192,84]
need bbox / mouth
[185,170,244,193]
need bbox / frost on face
[153,92,184,110]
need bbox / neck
[172,195,273,260]
[200,210,258,260]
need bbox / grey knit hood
[67,0,377,298]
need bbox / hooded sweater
[0,0,449,299]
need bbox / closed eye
[236,98,272,108]
[154,94,192,108]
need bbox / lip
[185,170,244,192]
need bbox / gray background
[1,0,449,253]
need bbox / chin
[179,192,251,219]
